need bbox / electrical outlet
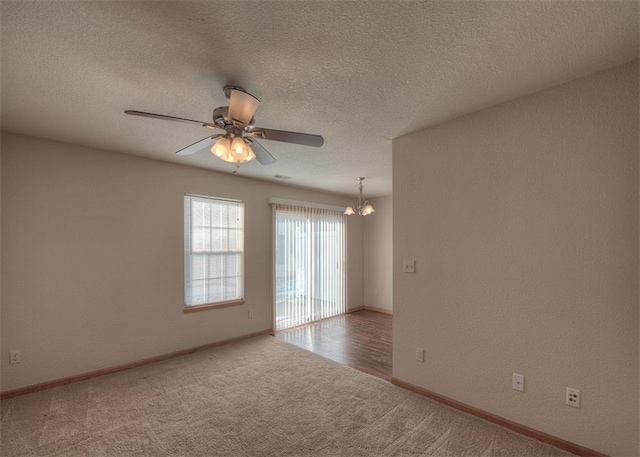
[9,350,21,365]
[415,347,424,362]
[403,260,416,274]
[248,308,254,319]
[566,388,580,408]
[512,373,524,392]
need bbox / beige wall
[364,196,392,312]
[0,133,364,391]
[392,62,639,456]
[0,146,3,391]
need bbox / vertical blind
[184,195,244,306]
[274,204,347,330]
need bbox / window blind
[273,204,347,330]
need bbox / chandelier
[344,177,375,216]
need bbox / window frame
[183,194,245,313]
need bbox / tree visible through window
[184,195,244,307]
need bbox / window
[273,203,347,330]
[184,195,244,309]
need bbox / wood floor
[275,309,392,381]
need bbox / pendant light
[344,177,375,216]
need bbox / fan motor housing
[213,106,255,130]
[212,106,229,127]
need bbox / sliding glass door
[274,204,347,330]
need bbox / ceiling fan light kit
[211,134,256,163]
[344,177,375,216]
[125,86,324,170]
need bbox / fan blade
[246,139,276,165]
[176,134,222,156]
[248,127,324,147]
[228,89,260,127]
[125,110,221,130]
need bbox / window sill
[183,299,245,313]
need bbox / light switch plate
[403,260,415,274]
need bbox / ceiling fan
[125,86,324,166]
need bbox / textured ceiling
[1,1,638,197]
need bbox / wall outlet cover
[512,373,524,392]
[9,350,21,365]
[566,387,580,408]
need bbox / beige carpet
[1,336,572,456]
